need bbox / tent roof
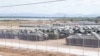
[67,33,100,40]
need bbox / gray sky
[0,0,100,15]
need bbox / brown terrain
[0,38,99,51]
[0,47,76,56]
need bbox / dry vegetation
[0,20,20,26]
[0,47,76,56]
[0,20,51,26]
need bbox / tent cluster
[0,24,100,48]
[66,26,100,47]
[0,28,68,41]
[0,29,48,41]
[0,30,15,39]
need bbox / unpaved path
[0,47,68,56]
[0,39,99,51]
[0,41,100,56]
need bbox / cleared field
[0,20,20,26]
[0,47,69,56]
[0,20,51,26]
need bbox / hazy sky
[0,0,100,15]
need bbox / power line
[0,0,65,8]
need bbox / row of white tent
[66,25,100,48]
[0,28,68,41]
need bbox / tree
[95,19,99,23]
[70,19,73,21]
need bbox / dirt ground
[0,38,99,51]
[0,47,76,56]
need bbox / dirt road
[0,38,99,51]
[0,47,69,56]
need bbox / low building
[66,32,100,47]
